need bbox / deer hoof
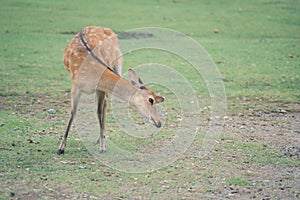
[99,149,106,154]
[57,149,65,155]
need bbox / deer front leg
[96,90,107,153]
[57,112,73,155]
[57,87,80,155]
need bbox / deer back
[63,26,123,81]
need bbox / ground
[0,94,299,199]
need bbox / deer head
[128,69,164,128]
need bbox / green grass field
[0,0,299,199]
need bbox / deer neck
[97,70,137,103]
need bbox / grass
[0,0,299,199]
[226,177,251,186]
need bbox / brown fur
[63,26,123,80]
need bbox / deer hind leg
[96,90,107,153]
[57,87,80,155]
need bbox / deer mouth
[150,117,162,128]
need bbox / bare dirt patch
[219,102,300,199]
[227,103,300,159]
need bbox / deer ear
[128,69,144,89]
[155,96,164,103]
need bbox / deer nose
[155,121,162,128]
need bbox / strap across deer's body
[79,30,116,74]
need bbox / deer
[57,26,164,155]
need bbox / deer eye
[148,98,154,105]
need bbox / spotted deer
[57,26,164,154]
